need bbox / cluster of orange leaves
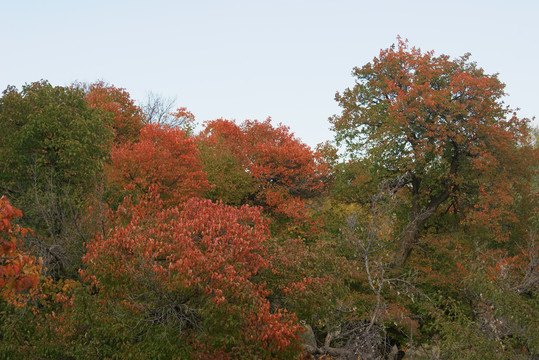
[84,81,145,144]
[108,124,210,206]
[82,192,302,355]
[199,118,330,222]
[0,196,42,307]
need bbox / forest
[0,40,537,359]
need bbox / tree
[83,81,145,144]
[141,91,176,125]
[0,196,41,307]
[330,38,532,266]
[82,193,302,358]
[0,81,112,195]
[198,118,330,228]
[0,81,113,275]
[107,123,210,207]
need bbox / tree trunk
[393,187,451,267]
[393,145,459,267]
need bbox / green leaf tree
[0,80,113,276]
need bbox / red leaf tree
[330,38,533,265]
[82,193,302,358]
[0,196,41,307]
[198,118,330,224]
[84,81,145,144]
[107,123,210,207]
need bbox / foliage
[262,236,351,328]
[418,248,538,360]
[198,118,330,236]
[0,42,536,357]
[83,81,145,144]
[107,123,210,207]
[0,280,159,360]
[0,196,41,307]
[0,80,113,276]
[330,38,532,265]
[82,192,303,358]
[0,81,112,196]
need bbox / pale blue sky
[2,0,537,147]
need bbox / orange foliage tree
[0,196,41,307]
[84,81,145,144]
[198,118,330,224]
[107,123,210,207]
[330,38,532,265]
[82,193,302,358]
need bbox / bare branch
[141,92,177,125]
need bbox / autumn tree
[107,123,210,207]
[198,118,330,229]
[330,39,532,266]
[83,81,145,144]
[0,196,42,308]
[82,192,302,359]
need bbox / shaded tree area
[0,40,537,359]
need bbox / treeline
[0,40,537,359]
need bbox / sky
[2,0,538,148]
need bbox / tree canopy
[330,38,532,265]
[198,118,330,225]
[0,40,536,360]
